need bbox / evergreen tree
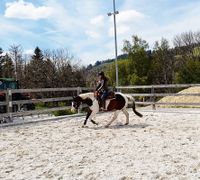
[1,54,15,78]
[25,47,46,88]
[0,48,4,77]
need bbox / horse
[71,92,143,128]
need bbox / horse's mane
[79,92,94,99]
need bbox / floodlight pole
[108,0,119,87]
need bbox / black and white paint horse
[71,92,143,128]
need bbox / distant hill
[88,50,152,69]
[89,53,128,69]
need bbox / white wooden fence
[117,84,200,109]
[0,84,200,123]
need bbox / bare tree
[9,44,24,82]
[43,48,86,87]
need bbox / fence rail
[117,84,200,89]
[0,87,82,122]
[10,87,79,93]
[12,97,73,105]
[0,84,200,123]
[118,84,200,110]
[126,93,200,97]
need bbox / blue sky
[0,0,200,65]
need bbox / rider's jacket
[96,77,108,92]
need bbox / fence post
[6,89,13,122]
[77,87,82,114]
[151,86,156,110]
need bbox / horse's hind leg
[105,110,120,128]
[122,109,129,125]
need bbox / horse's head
[71,96,82,112]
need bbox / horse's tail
[126,95,143,117]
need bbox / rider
[96,71,109,110]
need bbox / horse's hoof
[82,125,88,128]
[105,125,109,128]
[124,123,129,125]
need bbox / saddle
[95,90,115,111]
[95,90,115,100]
[106,91,115,100]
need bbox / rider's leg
[101,91,108,110]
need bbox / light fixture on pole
[108,0,119,87]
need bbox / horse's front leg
[82,109,98,127]
[105,110,120,128]
[89,109,98,126]
[82,110,92,128]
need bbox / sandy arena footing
[0,109,200,179]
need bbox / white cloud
[108,9,145,38]
[117,1,200,50]
[24,49,34,55]
[85,30,101,39]
[4,0,53,20]
[0,20,24,34]
[85,15,106,39]
[4,0,200,66]
[83,9,145,61]
[117,10,145,24]
[90,15,105,27]
[132,3,200,49]
[109,25,131,37]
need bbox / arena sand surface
[0,109,200,180]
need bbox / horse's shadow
[88,123,151,130]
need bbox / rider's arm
[96,80,105,92]
[96,81,101,91]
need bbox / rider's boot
[101,100,107,111]
[99,100,103,111]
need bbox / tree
[122,35,151,85]
[25,47,46,88]
[43,48,86,88]
[174,31,200,62]
[1,54,15,78]
[175,59,200,83]
[150,38,175,84]
[9,44,23,80]
[106,60,129,86]
[0,48,4,77]
[173,31,200,84]
[43,58,57,88]
[94,61,101,67]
